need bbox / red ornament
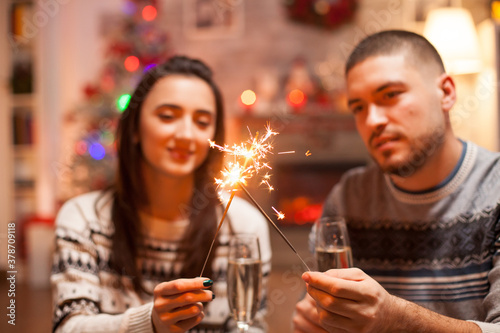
[83,84,100,99]
[285,0,357,29]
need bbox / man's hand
[292,293,329,333]
[303,268,395,333]
[303,268,482,333]
[152,277,214,333]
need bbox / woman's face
[138,74,217,179]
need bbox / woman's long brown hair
[107,56,225,294]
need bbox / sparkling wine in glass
[315,217,353,271]
[227,234,262,332]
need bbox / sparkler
[239,183,311,271]
[199,124,311,276]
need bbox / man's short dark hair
[345,30,446,76]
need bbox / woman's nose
[175,117,194,140]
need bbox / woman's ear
[438,73,456,112]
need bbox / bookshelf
[9,1,37,222]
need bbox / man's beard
[374,125,446,178]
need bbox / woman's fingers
[157,302,204,325]
[154,289,213,313]
[154,277,213,297]
[152,277,215,332]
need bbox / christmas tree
[58,0,172,201]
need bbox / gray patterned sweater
[321,141,500,332]
[51,191,271,333]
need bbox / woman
[51,56,271,333]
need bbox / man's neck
[390,136,464,193]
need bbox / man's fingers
[307,284,359,317]
[302,269,365,301]
[154,277,213,297]
[293,295,329,333]
[293,313,329,333]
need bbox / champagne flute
[315,217,353,271]
[227,234,262,332]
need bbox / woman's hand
[152,277,214,333]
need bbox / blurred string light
[75,141,88,155]
[117,93,131,112]
[100,131,115,146]
[142,5,157,21]
[240,89,257,107]
[122,0,137,15]
[287,89,306,107]
[89,143,106,160]
[124,55,140,72]
[144,63,157,72]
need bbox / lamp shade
[423,7,482,75]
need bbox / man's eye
[384,91,401,99]
[350,105,363,114]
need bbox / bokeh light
[124,56,140,72]
[142,5,157,21]
[117,94,131,112]
[89,143,106,160]
[144,63,157,72]
[75,141,88,155]
[287,89,306,107]
[100,131,115,146]
[240,89,257,106]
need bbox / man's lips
[371,136,400,150]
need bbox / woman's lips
[169,148,193,160]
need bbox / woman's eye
[195,114,213,127]
[158,113,175,120]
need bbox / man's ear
[438,73,456,112]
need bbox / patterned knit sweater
[51,191,271,333]
[319,141,500,332]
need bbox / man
[293,30,500,332]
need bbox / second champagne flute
[315,217,353,271]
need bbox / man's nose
[365,104,388,130]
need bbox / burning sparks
[278,150,295,155]
[272,206,285,220]
[305,150,312,156]
[201,123,312,275]
[210,124,278,192]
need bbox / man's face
[346,54,447,177]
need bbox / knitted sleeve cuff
[123,302,154,333]
[468,320,500,333]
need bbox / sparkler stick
[238,182,311,272]
[199,190,236,277]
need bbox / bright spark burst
[272,206,285,220]
[210,123,278,191]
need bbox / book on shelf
[12,107,33,145]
